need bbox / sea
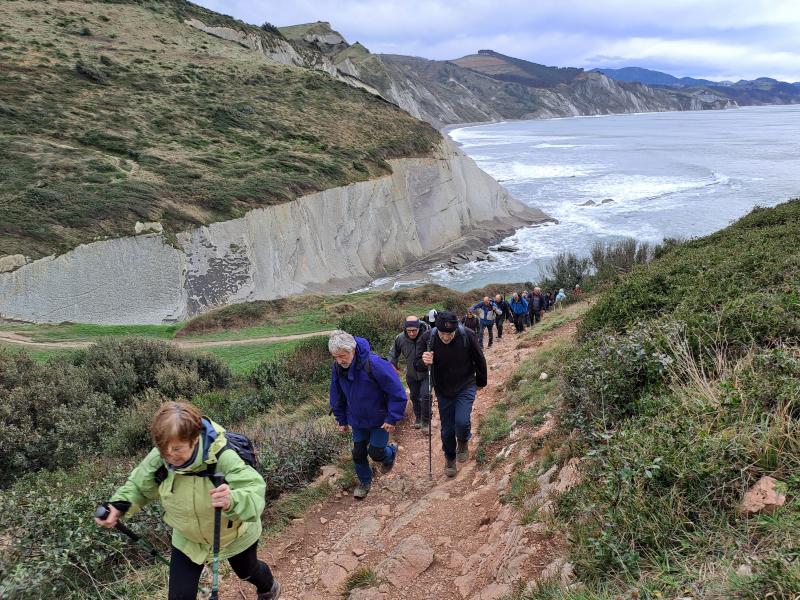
[377,104,800,292]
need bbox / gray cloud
[195,0,800,81]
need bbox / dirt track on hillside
[221,319,579,600]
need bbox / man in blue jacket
[329,330,407,499]
[509,292,528,333]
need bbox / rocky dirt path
[0,329,334,350]
[222,320,580,600]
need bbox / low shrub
[0,463,170,599]
[338,306,406,356]
[252,423,347,499]
[0,339,231,482]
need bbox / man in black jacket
[415,311,487,477]
[388,316,431,429]
[494,294,512,340]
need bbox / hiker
[529,287,545,325]
[415,311,487,477]
[494,294,512,340]
[462,307,480,333]
[522,291,531,327]
[555,288,566,309]
[471,296,502,349]
[388,316,432,429]
[509,292,528,333]
[95,402,281,600]
[545,290,554,311]
[329,330,407,499]
[422,308,438,329]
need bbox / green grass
[263,483,334,537]
[0,0,440,259]
[25,323,180,342]
[343,568,379,593]
[193,339,312,375]
[547,200,800,599]
[0,342,77,363]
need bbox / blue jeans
[351,427,396,485]
[436,386,477,461]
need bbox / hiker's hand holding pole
[95,504,122,528]
[338,424,350,433]
[381,423,395,433]
[422,351,434,366]
[209,483,231,510]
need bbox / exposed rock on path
[222,320,580,599]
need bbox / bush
[252,423,346,499]
[0,463,170,599]
[338,306,406,356]
[0,339,231,482]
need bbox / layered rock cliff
[0,141,549,324]
[281,26,737,129]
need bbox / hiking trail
[223,320,581,600]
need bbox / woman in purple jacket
[329,330,407,499]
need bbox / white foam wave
[575,173,726,204]
[511,163,598,180]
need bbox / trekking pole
[210,472,226,600]
[94,503,170,566]
[427,364,433,480]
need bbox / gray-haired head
[328,330,356,355]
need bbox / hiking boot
[456,439,469,463]
[413,419,422,429]
[445,458,457,478]
[258,580,281,600]
[353,483,371,499]
[380,444,397,474]
[418,419,430,431]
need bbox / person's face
[163,437,198,466]
[495,296,501,302]
[332,349,355,368]
[437,330,456,345]
[406,327,419,339]
[483,298,490,305]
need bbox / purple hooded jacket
[329,337,407,429]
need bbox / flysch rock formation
[0,140,550,325]
[183,18,381,97]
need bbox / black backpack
[153,432,258,484]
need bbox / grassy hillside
[519,199,800,599]
[0,0,439,259]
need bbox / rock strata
[0,140,550,324]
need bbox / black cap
[435,310,459,333]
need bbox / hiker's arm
[373,361,408,425]
[218,452,266,522]
[329,364,348,426]
[109,448,163,517]
[469,332,488,388]
[387,336,400,368]
[413,333,429,373]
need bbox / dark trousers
[478,321,495,347]
[168,542,273,600]
[513,313,525,332]
[496,316,505,338]
[352,427,395,485]
[530,309,542,324]
[436,386,477,461]
[407,374,432,422]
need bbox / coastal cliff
[0,141,549,324]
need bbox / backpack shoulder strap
[458,323,468,348]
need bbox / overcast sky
[194,0,800,82]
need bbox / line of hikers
[95,287,565,599]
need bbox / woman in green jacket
[95,401,281,600]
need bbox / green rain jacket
[110,418,265,565]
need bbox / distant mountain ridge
[281,23,738,128]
